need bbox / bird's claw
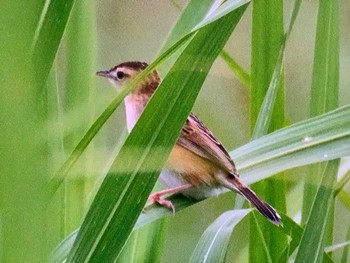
[148,193,175,213]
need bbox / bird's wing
[176,113,238,175]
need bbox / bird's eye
[227,174,235,179]
[116,71,125,80]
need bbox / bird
[96,61,282,225]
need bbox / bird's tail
[231,176,282,225]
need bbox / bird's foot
[148,193,175,213]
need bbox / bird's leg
[148,184,193,212]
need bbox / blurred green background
[1,0,350,262]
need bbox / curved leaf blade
[295,160,339,263]
[189,209,252,263]
[232,106,350,184]
[31,0,77,90]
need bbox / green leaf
[31,0,77,90]
[334,169,350,197]
[51,196,197,263]
[220,50,250,88]
[161,0,218,52]
[116,219,168,263]
[189,209,252,263]
[66,6,248,262]
[249,1,286,261]
[276,214,334,263]
[341,226,350,263]
[302,0,340,225]
[193,0,250,31]
[251,0,301,139]
[232,106,350,184]
[325,241,350,253]
[295,160,339,263]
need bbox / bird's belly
[158,169,225,200]
[160,144,224,199]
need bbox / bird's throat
[124,94,148,132]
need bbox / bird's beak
[96,70,111,78]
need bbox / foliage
[1,0,349,262]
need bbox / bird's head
[96,61,160,95]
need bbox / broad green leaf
[0,1,57,261]
[303,0,340,225]
[31,0,77,90]
[66,7,247,262]
[161,0,219,52]
[249,1,286,261]
[301,0,339,256]
[189,209,252,263]
[295,160,339,263]
[251,0,301,139]
[232,106,350,184]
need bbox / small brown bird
[97,61,281,225]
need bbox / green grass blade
[249,0,285,261]
[295,160,340,263]
[117,219,168,263]
[276,214,333,263]
[189,209,252,263]
[220,50,250,88]
[310,0,339,117]
[161,0,218,51]
[325,241,350,253]
[66,8,247,262]
[31,0,77,90]
[232,106,350,184]
[0,1,50,261]
[193,0,250,31]
[251,0,303,139]
[338,191,350,211]
[303,0,340,224]
[334,170,350,197]
[341,226,350,263]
